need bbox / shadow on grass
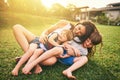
[74,60,118,80]
[5,60,118,80]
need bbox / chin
[83,45,87,48]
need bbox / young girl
[12,29,73,76]
[61,31,103,80]
[22,31,102,79]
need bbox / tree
[7,0,46,15]
[0,0,8,11]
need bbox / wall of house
[105,10,120,21]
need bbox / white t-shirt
[68,40,88,56]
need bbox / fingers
[39,35,48,44]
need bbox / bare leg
[22,47,63,74]
[41,57,57,66]
[13,24,35,52]
[62,56,88,80]
[11,44,37,76]
[24,49,44,74]
[34,56,57,74]
[25,49,44,65]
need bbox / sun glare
[41,0,56,8]
[41,0,67,8]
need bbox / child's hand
[74,49,81,56]
[59,55,65,58]
[39,34,48,44]
[59,54,70,58]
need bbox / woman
[12,20,96,76]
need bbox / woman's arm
[39,20,69,43]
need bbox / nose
[76,30,81,35]
[86,41,91,46]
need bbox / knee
[82,56,88,63]
[13,24,22,31]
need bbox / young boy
[12,29,73,76]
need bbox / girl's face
[73,24,86,37]
[83,38,93,48]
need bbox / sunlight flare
[41,0,56,8]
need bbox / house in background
[105,2,120,25]
[73,6,89,21]
[74,2,120,25]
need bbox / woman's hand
[63,45,75,56]
[39,34,48,44]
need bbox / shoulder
[59,20,69,23]
[57,20,70,25]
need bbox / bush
[97,13,108,25]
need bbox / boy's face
[83,38,93,48]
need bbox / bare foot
[11,68,19,76]
[62,70,76,80]
[34,65,42,74]
[22,63,34,74]
[22,66,30,74]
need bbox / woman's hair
[87,31,103,57]
[74,20,97,43]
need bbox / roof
[107,2,120,7]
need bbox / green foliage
[97,13,109,25]
[0,0,76,20]
[0,0,8,11]
[0,12,120,80]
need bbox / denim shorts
[30,37,40,48]
[58,56,75,66]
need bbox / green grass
[0,12,120,80]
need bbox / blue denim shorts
[58,56,75,66]
[30,37,40,48]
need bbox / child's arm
[59,54,71,58]
[48,32,61,46]
[63,43,81,57]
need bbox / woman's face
[83,38,93,48]
[73,24,86,37]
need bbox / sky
[41,0,120,8]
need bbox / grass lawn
[0,12,120,80]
